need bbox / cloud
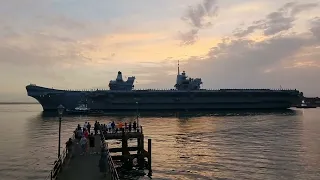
[0,29,96,67]
[179,0,218,45]
[40,16,87,30]
[173,2,320,96]
[178,34,320,95]
[310,17,320,40]
[178,29,199,46]
[182,0,218,28]
[233,2,319,37]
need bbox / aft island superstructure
[26,64,302,111]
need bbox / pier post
[58,117,61,158]
[141,134,144,153]
[121,128,128,157]
[57,105,65,158]
[137,136,141,154]
[148,139,152,176]
[137,128,145,170]
[121,128,133,170]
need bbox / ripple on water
[1,105,320,180]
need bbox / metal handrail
[100,129,120,180]
[45,130,76,180]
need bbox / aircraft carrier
[26,64,303,111]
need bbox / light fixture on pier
[57,104,65,158]
[57,104,65,116]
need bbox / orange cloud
[83,32,222,66]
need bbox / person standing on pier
[107,122,112,132]
[87,122,91,134]
[83,122,88,130]
[94,121,98,135]
[66,138,73,158]
[111,121,115,133]
[133,121,137,131]
[118,122,124,131]
[80,136,87,155]
[88,133,95,154]
[129,122,132,132]
[76,128,83,140]
[84,129,89,139]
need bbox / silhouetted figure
[133,121,137,131]
[94,121,98,135]
[129,122,132,132]
[80,136,87,155]
[66,138,73,158]
[107,122,112,132]
[87,122,91,134]
[89,133,95,154]
[111,121,115,132]
[76,128,83,140]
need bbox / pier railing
[45,130,75,180]
[100,129,120,180]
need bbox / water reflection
[1,105,320,180]
[40,109,299,118]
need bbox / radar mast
[178,60,180,75]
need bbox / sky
[1,0,320,102]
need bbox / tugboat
[294,100,317,109]
[66,103,91,114]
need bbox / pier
[46,125,152,180]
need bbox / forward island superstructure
[26,63,303,111]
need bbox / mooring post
[141,133,144,152]
[137,136,141,154]
[121,128,128,157]
[148,139,152,176]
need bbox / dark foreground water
[0,104,320,180]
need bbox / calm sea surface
[0,104,320,180]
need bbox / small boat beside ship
[295,105,317,108]
[66,103,91,114]
[294,100,317,109]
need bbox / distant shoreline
[0,102,39,104]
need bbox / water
[0,104,320,180]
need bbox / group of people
[65,121,108,177]
[65,120,140,177]
[100,121,139,133]
[68,120,139,156]
[73,122,96,155]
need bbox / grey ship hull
[26,85,302,111]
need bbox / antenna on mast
[178,60,180,75]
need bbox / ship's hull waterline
[26,85,302,111]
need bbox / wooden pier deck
[57,135,111,180]
[47,126,151,180]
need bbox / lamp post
[57,104,65,159]
[136,102,139,128]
